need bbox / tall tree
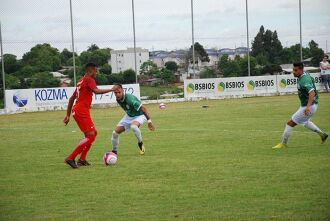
[22,43,61,72]
[165,61,178,72]
[251,26,283,65]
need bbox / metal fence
[1,0,329,108]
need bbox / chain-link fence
[0,0,329,107]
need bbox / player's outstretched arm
[64,94,76,125]
[93,88,114,94]
[140,105,155,131]
[304,90,315,116]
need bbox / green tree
[239,56,258,76]
[218,55,241,77]
[251,26,283,65]
[60,48,77,66]
[187,42,210,65]
[308,40,324,67]
[30,72,60,88]
[140,61,158,76]
[22,43,61,72]
[95,73,108,85]
[5,74,21,89]
[160,68,175,83]
[0,54,21,74]
[123,69,136,84]
[108,73,124,84]
[261,64,282,75]
[79,48,111,67]
[200,68,217,79]
[165,61,178,72]
[99,63,112,75]
[87,44,100,52]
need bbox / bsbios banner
[184,73,324,98]
[5,84,140,112]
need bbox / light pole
[191,0,196,78]
[69,0,77,86]
[132,0,138,83]
[245,0,251,76]
[0,21,5,109]
[299,0,303,62]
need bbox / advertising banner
[5,84,140,112]
[185,73,325,99]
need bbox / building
[110,48,149,74]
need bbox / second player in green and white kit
[110,84,155,155]
[273,62,328,149]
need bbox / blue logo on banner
[13,91,28,107]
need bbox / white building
[110,48,149,74]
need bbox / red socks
[66,134,96,161]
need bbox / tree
[186,42,210,66]
[99,63,112,75]
[200,68,217,79]
[60,48,77,66]
[0,54,21,74]
[108,73,124,84]
[239,56,258,76]
[160,68,175,83]
[87,44,100,52]
[251,26,283,65]
[30,72,60,88]
[165,61,178,72]
[95,73,108,85]
[308,40,324,67]
[140,61,158,76]
[123,69,136,84]
[79,48,111,67]
[218,55,241,77]
[22,43,61,72]
[5,74,21,89]
[261,64,282,75]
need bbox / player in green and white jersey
[110,84,155,155]
[273,62,328,149]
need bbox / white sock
[131,124,143,143]
[282,124,293,145]
[304,121,321,134]
[111,131,119,152]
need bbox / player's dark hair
[324,54,329,59]
[85,62,97,69]
[113,83,123,89]
[293,62,304,69]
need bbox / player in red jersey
[63,63,114,169]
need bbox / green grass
[140,85,182,99]
[0,94,330,221]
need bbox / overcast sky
[1,0,329,58]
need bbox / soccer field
[0,94,329,221]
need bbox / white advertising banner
[185,73,325,99]
[5,84,140,112]
[185,75,277,98]
[276,73,324,94]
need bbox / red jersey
[72,75,97,116]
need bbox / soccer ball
[159,103,166,109]
[103,152,117,166]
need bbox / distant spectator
[320,54,330,92]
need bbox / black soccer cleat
[138,142,145,155]
[65,159,78,169]
[77,159,91,167]
[111,150,118,155]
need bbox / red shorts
[72,111,95,133]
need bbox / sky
[0,0,329,58]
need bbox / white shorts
[117,114,147,132]
[291,104,318,125]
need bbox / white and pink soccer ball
[159,103,166,109]
[103,152,117,166]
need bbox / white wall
[111,48,149,74]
